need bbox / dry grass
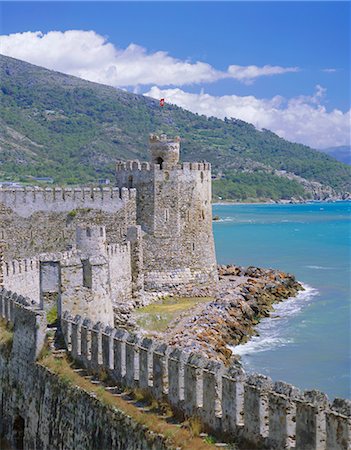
[0,318,13,357]
[40,353,216,449]
[135,296,213,332]
[187,416,203,437]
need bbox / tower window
[201,171,204,182]
[192,242,195,251]
[165,209,169,222]
[164,171,170,181]
[156,157,164,169]
[201,210,205,220]
[82,260,92,289]
[86,227,91,237]
[128,175,133,188]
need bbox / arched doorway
[13,415,25,450]
[156,157,164,169]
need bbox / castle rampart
[0,288,46,366]
[107,241,133,301]
[0,288,169,450]
[0,187,137,260]
[0,285,350,450]
[61,311,351,450]
[2,257,40,302]
[0,187,135,218]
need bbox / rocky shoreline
[150,265,304,365]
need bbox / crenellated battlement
[0,186,136,218]
[38,249,78,262]
[3,257,39,277]
[116,160,211,172]
[106,242,130,256]
[61,312,351,450]
[2,256,41,303]
[0,287,37,323]
[0,287,46,364]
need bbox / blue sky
[0,1,350,148]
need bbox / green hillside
[0,54,350,200]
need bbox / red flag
[159,98,165,107]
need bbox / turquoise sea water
[213,201,351,400]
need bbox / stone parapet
[0,187,136,218]
[61,312,351,450]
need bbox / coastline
[212,198,350,206]
[143,265,304,365]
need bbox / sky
[0,1,350,149]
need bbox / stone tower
[116,134,218,290]
[76,225,107,257]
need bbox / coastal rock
[139,264,303,364]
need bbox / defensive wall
[0,225,138,325]
[1,256,40,302]
[0,288,349,449]
[107,242,133,302]
[0,186,135,217]
[0,186,137,260]
[0,289,169,450]
[61,311,351,450]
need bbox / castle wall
[0,187,137,260]
[0,289,350,450]
[60,256,114,326]
[2,257,40,302]
[107,243,132,303]
[61,313,351,450]
[0,290,168,450]
[116,162,218,290]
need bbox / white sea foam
[215,217,254,223]
[229,284,319,356]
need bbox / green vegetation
[46,304,58,326]
[134,296,213,332]
[213,171,307,201]
[67,210,78,219]
[1,54,350,199]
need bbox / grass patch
[135,296,213,332]
[46,304,58,326]
[39,353,216,449]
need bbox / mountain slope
[319,146,351,165]
[0,54,350,200]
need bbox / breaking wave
[229,284,319,356]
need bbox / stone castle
[0,134,349,450]
[0,134,217,325]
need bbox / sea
[213,201,351,400]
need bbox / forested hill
[1,54,350,201]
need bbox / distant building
[34,177,54,183]
[0,182,23,188]
[98,179,110,185]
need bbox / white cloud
[144,86,350,149]
[322,68,337,73]
[0,30,298,86]
[1,29,347,149]
[228,64,299,84]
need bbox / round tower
[149,134,180,169]
[76,225,107,257]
